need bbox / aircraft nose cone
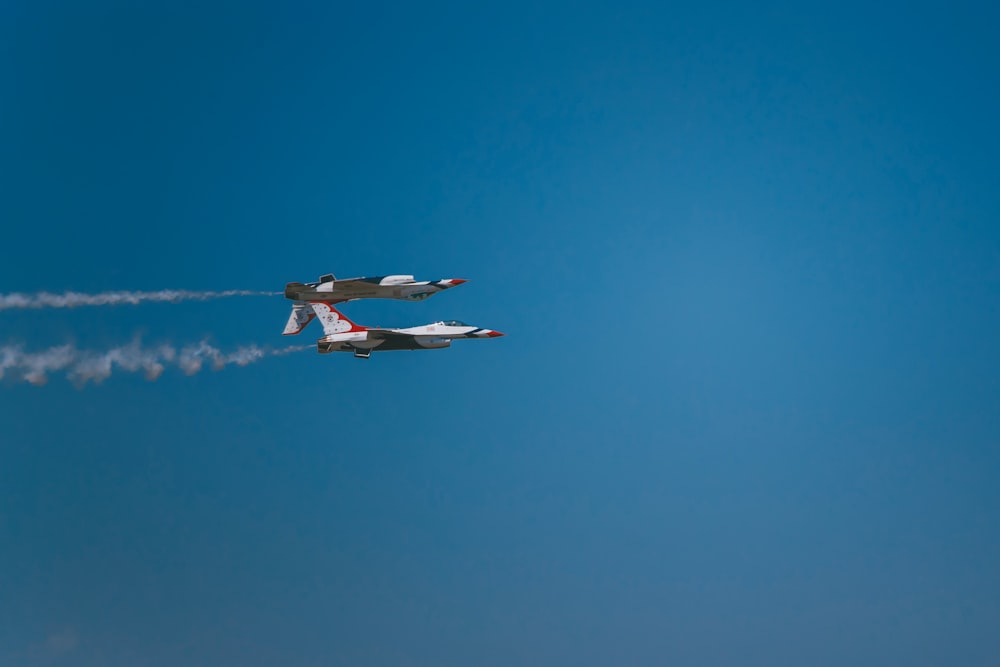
[449,279,468,285]
[487,330,504,337]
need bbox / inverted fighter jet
[284,273,466,304]
[294,302,503,358]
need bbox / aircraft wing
[363,328,450,351]
[366,329,414,340]
[327,280,385,295]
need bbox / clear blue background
[2,2,999,665]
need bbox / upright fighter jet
[296,302,503,358]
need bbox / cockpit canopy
[439,320,468,327]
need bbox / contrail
[0,339,310,387]
[0,289,279,311]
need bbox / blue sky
[2,2,999,665]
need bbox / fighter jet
[293,302,503,358]
[284,273,466,304]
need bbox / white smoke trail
[0,340,309,387]
[176,341,268,375]
[20,345,76,386]
[0,289,279,311]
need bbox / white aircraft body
[287,302,503,358]
[284,273,466,304]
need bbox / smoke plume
[0,339,309,387]
[0,289,278,311]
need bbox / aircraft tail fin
[309,302,368,336]
[282,301,315,335]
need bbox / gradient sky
[2,2,999,665]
